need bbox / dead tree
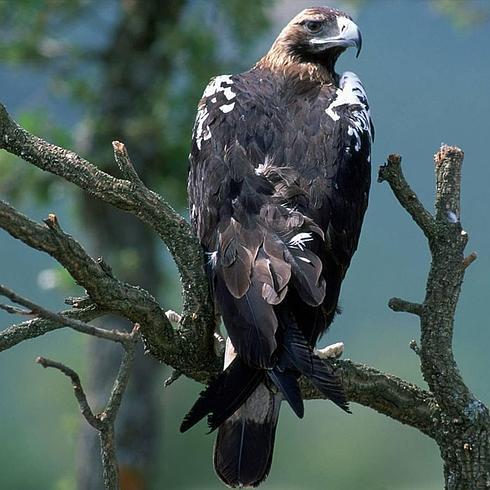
[0,103,488,489]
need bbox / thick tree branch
[418,146,480,417]
[379,145,489,487]
[434,145,463,224]
[301,359,437,437]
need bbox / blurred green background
[1,1,489,489]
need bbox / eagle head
[260,7,362,76]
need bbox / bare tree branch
[103,326,140,423]
[0,103,216,350]
[388,297,424,316]
[36,324,140,490]
[0,284,131,343]
[112,141,145,188]
[163,369,182,388]
[378,146,482,416]
[418,146,477,416]
[378,154,436,240]
[379,145,489,488]
[409,340,421,356]
[301,359,437,437]
[0,303,31,315]
[0,198,221,381]
[434,145,463,224]
[463,251,477,269]
[0,304,103,352]
[37,356,102,428]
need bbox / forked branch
[0,103,216,352]
[0,197,221,381]
[379,146,489,488]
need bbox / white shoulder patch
[203,75,235,99]
[193,74,238,150]
[325,71,373,152]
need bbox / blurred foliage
[0,0,90,64]
[0,0,273,208]
[37,265,84,293]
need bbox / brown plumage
[182,6,373,488]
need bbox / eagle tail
[214,383,281,488]
[180,357,264,433]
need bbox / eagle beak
[310,17,362,58]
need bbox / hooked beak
[310,17,362,58]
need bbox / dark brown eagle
[181,6,373,488]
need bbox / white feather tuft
[289,232,313,251]
[206,251,218,267]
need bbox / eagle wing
[188,70,372,367]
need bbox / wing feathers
[280,313,350,413]
[217,275,278,368]
[284,246,326,306]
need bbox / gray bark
[379,149,490,488]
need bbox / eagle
[181,6,373,488]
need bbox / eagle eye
[305,20,323,33]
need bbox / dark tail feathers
[180,358,281,488]
[214,383,281,488]
[180,315,349,488]
[180,357,264,433]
